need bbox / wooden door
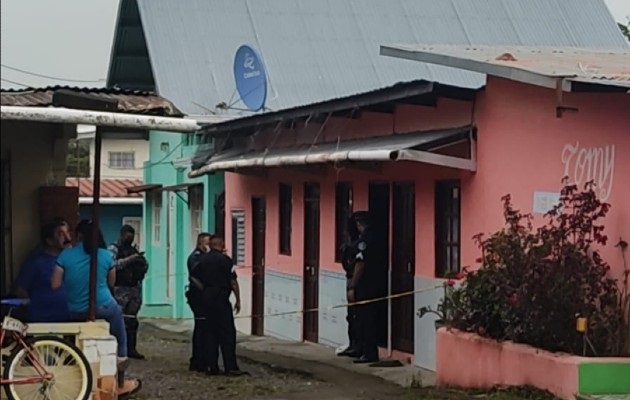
[166,192,175,300]
[368,182,390,346]
[303,183,320,343]
[391,182,416,353]
[251,197,266,336]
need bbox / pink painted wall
[225,77,629,281]
[464,77,630,281]
[436,328,630,400]
[224,98,473,277]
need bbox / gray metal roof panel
[380,45,630,90]
[133,0,627,115]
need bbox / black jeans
[203,298,239,372]
[356,288,380,361]
[186,289,207,370]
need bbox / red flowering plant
[445,180,628,356]
[417,271,465,329]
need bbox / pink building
[189,47,630,371]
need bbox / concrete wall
[264,270,302,341]
[1,121,72,293]
[89,138,148,179]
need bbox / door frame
[165,192,176,301]
[302,183,320,343]
[391,181,416,354]
[251,196,266,336]
[368,181,391,348]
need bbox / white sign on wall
[561,142,615,201]
[533,192,560,214]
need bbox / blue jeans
[70,300,127,357]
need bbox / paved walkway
[142,317,436,388]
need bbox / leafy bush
[447,181,629,356]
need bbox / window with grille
[335,182,353,262]
[279,183,292,255]
[435,180,461,277]
[152,191,162,245]
[231,209,246,265]
[189,185,204,244]
[108,151,135,169]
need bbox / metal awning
[127,184,163,194]
[190,126,475,177]
[160,183,200,192]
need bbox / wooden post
[88,126,103,321]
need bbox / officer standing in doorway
[109,225,148,360]
[346,212,382,364]
[338,213,361,357]
[192,236,246,376]
[186,232,212,372]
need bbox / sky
[1,0,629,90]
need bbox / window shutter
[231,210,246,265]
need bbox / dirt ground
[128,326,556,400]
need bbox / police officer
[186,232,212,372]
[192,236,246,376]
[337,214,361,357]
[109,225,148,360]
[346,212,383,364]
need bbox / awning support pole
[88,127,103,321]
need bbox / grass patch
[404,386,559,400]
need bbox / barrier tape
[121,283,443,321]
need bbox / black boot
[127,328,145,360]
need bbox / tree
[620,22,630,42]
[66,139,90,177]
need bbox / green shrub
[447,181,629,356]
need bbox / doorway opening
[303,183,320,343]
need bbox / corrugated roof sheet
[65,178,144,198]
[380,45,630,89]
[129,0,627,115]
[1,86,184,116]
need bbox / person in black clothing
[347,212,383,364]
[186,232,212,372]
[192,236,246,376]
[338,214,361,357]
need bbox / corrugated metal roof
[65,178,144,198]
[380,45,630,89]
[199,126,471,173]
[128,0,627,115]
[1,86,183,116]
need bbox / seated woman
[14,218,71,322]
[51,220,141,396]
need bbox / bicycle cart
[1,298,92,400]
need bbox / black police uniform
[192,249,240,373]
[111,241,148,358]
[353,228,382,362]
[186,248,206,371]
[340,238,360,354]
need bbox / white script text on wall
[561,142,615,201]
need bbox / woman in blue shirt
[14,219,71,322]
[51,221,127,357]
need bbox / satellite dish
[233,45,268,112]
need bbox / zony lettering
[561,142,615,201]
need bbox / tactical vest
[114,243,149,287]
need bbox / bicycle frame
[1,311,53,386]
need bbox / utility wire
[0,78,30,87]
[1,63,105,83]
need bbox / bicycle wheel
[3,336,92,400]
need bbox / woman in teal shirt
[51,221,127,357]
